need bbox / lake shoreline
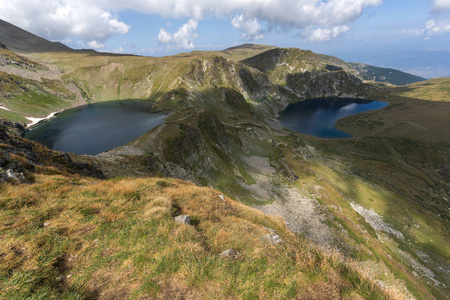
[24,100,166,155]
[279,97,388,138]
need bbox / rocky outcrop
[0,49,41,70]
[0,119,103,180]
[285,70,375,98]
[0,148,31,184]
[183,56,280,102]
[0,41,6,49]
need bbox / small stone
[43,222,50,227]
[218,194,224,200]
[261,234,282,245]
[219,249,238,257]
[174,215,191,225]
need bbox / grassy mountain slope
[0,19,72,53]
[103,86,448,299]
[0,171,396,299]
[60,53,447,298]
[387,77,450,102]
[0,124,393,299]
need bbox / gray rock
[261,234,282,245]
[5,169,18,181]
[174,215,192,225]
[219,249,238,257]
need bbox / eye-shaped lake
[279,98,388,138]
[25,100,166,155]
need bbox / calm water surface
[25,100,166,155]
[279,98,388,138]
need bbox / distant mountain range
[336,49,450,79]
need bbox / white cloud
[433,0,450,12]
[87,40,106,49]
[424,19,450,35]
[0,0,130,42]
[231,15,263,41]
[0,0,382,47]
[158,29,173,44]
[305,25,351,42]
[158,19,199,49]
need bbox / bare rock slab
[174,215,192,225]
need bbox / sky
[0,0,449,77]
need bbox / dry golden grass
[0,173,395,299]
[390,77,450,102]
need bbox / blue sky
[1,0,449,77]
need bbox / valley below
[0,21,449,300]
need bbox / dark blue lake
[25,100,166,155]
[279,98,388,138]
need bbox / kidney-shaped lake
[279,98,388,138]
[25,100,166,155]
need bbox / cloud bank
[433,0,450,12]
[0,0,382,49]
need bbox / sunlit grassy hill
[388,77,450,102]
[0,170,399,299]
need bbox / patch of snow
[26,111,59,127]
[0,105,11,111]
[350,203,404,240]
